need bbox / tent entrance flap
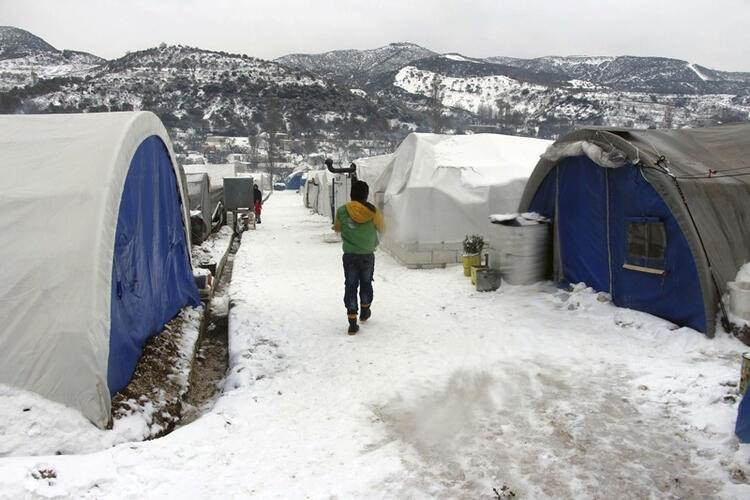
[529,155,706,332]
[108,135,200,394]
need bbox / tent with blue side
[285,169,307,191]
[286,169,307,191]
[519,124,750,336]
[0,111,200,428]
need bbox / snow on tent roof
[0,111,200,427]
[379,133,551,249]
[184,163,238,213]
[184,163,237,187]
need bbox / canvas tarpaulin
[109,136,200,393]
[0,111,198,427]
[376,133,551,248]
[305,169,335,218]
[184,163,237,216]
[527,155,706,331]
[354,153,393,193]
[520,123,750,335]
[186,172,212,240]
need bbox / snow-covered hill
[487,55,750,94]
[1,44,406,138]
[2,27,749,142]
[0,26,104,91]
[277,42,436,87]
[393,54,750,136]
[0,26,57,59]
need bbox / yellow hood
[346,201,375,223]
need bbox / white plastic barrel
[488,215,551,285]
[729,281,750,322]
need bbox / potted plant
[462,234,484,277]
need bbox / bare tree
[429,74,445,134]
[264,97,284,184]
[248,130,259,171]
[663,104,674,129]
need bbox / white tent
[304,169,335,218]
[355,153,394,193]
[186,172,212,242]
[302,172,318,209]
[303,156,392,219]
[242,171,272,192]
[0,111,199,427]
[184,163,237,215]
[375,133,552,267]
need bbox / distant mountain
[276,42,436,87]
[0,26,57,59]
[485,55,750,94]
[0,44,420,139]
[392,54,750,136]
[2,28,749,144]
[0,26,104,90]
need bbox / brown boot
[360,305,371,322]
[347,313,359,335]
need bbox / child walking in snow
[333,180,385,335]
[253,184,263,224]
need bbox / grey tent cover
[520,123,750,334]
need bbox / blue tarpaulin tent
[518,124,750,442]
[519,124,750,336]
[286,171,306,191]
[526,154,706,331]
[109,134,201,394]
[0,112,200,427]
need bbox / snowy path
[1,191,749,499]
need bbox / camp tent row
[302,134,551,266]
[0,112,200,428]
[371,134,552,267]
[325,125,749,336]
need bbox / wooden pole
[741,352,750,396]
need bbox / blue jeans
[343,253,374,314]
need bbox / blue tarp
[737,391,750,442]
[287,172,305,190]
[108,135,200,394]
[529,155,706,332]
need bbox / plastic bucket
[471,265,487,285]
[463,254,481,277]
[476,269,502,292]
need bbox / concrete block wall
[382,238,463,269]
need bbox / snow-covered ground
[1,192,749,498]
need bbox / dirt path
[180,238,238,425]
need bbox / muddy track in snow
[180,237,239,425]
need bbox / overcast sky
[1,0,749,71]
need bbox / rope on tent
[639,161,732,333]
[670,174,732,332]
[629,136,733,331]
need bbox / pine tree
[429,74,444,134]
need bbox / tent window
[624,218,666,275]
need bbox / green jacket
[333,201,385,254]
